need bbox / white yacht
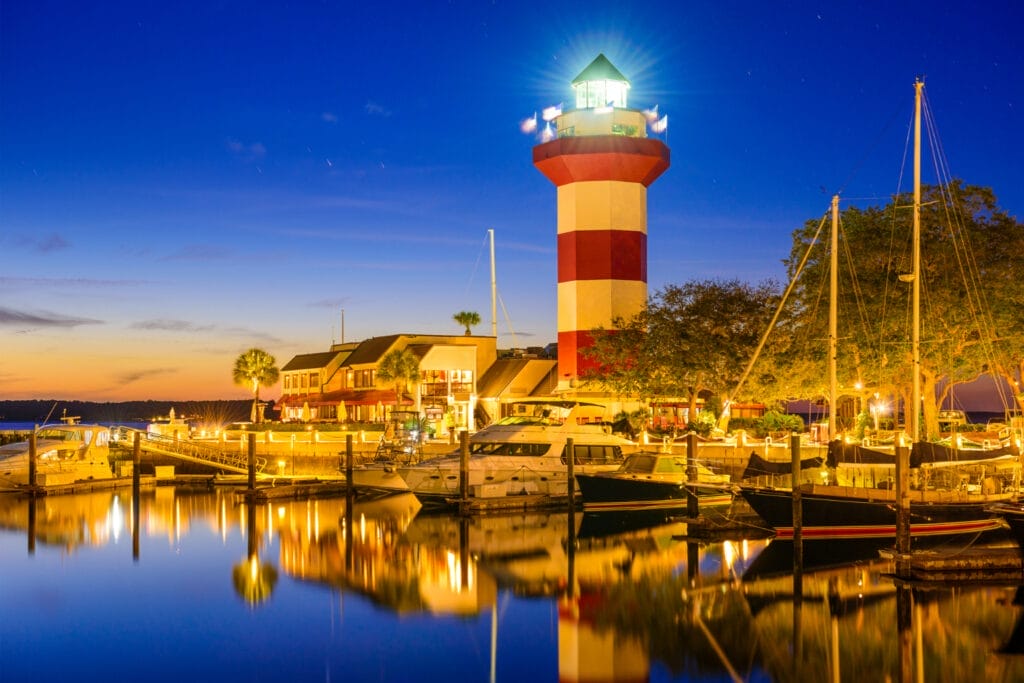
[0,423,115,489]
[395,400,635,507]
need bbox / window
[284,375,292,390]
[309,372,319,388]
[560,445,623,465]
[470,442,550,456]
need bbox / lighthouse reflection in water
[2,488,1023,682]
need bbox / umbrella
[301,402,311,422]
[338,400,347,423]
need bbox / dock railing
[110,427,268,475]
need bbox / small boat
[575,451,732,512]
[0,423,116,489]
[396,400,634,508]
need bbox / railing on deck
[110,427,267,474]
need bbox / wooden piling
[686,433,699,519]
[459,430,469,503]
[790,434,803,570]
[27,497,36,555]
[247,432,256,492]
[566,437,575,503]
[133,431,141,561]
[345,434,354,492]
[28,430,37,490]
[896,442,911,568]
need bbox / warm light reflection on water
[1,488,1023,682]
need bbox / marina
[2,481,1024,682]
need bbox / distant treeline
[0,400,258,424]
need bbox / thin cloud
[365,101,392,117]
[0,306,103,328]
[226,138,267,161]
[221,327,283,344]
[0,276,150,289]
[308,298,352,309]
[114,367,177,385]
[8,232,70,253]
[130,319,216,332]
[129,318,281,343]
[161,244,232,261]
[321,112,338,123]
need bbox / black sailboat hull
[987,501,1024,556]
[740,487,1004,540]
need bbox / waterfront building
[276,334,557,434]
[533,54,670,390]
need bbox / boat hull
[575,473,732,512]
[741,486,1006,540]
[987,501,1024,556]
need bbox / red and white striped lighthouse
[533,54,670,388]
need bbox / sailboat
[739,80,1019,541]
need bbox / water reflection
[2,489,1024,682]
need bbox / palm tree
[453,310,481,336]
[232,348,280,424]
[376,348,420,411]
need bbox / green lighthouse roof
[572,53,629,85]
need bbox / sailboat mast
[489,228,497,338]
[829,194,839,441]
[911,80,923,442]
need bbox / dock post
[790,434,803,570]
[686,433,699,520]
[345,434,354,494]
[459,430,469,505]
[566,437,575,505]
[895,441,911,573]
[27,498,36,555]
[28,429,37,490]
[247,432,256,492]
[133,431,141,561]
[566,435,577,598]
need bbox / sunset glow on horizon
[2,2,1022,402]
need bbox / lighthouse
[533,54,670,389]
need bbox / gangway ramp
[111,427,268,475]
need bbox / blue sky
[2,1,1022,400]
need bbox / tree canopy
[581,279,780,426]
[376,348,420,409]
[580,183,1024,439]
[777,182,1024,436]
[232,348,280,424]
[452,311,481,335]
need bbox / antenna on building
[340,308,345,344]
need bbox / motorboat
[0,423,115,489]
[395,400,634,507]
[575,451,732,512]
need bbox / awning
[277,389,412,409]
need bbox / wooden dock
[893,546,1024,583]
[2,476,158,497]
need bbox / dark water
[1,488,1023,682]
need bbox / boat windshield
[560,444,623,466]
[619,454,687,474]
[35,428,84,442]
[469,442,551,456]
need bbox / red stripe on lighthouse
[534,136,670,187]
[557,230,646,282]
